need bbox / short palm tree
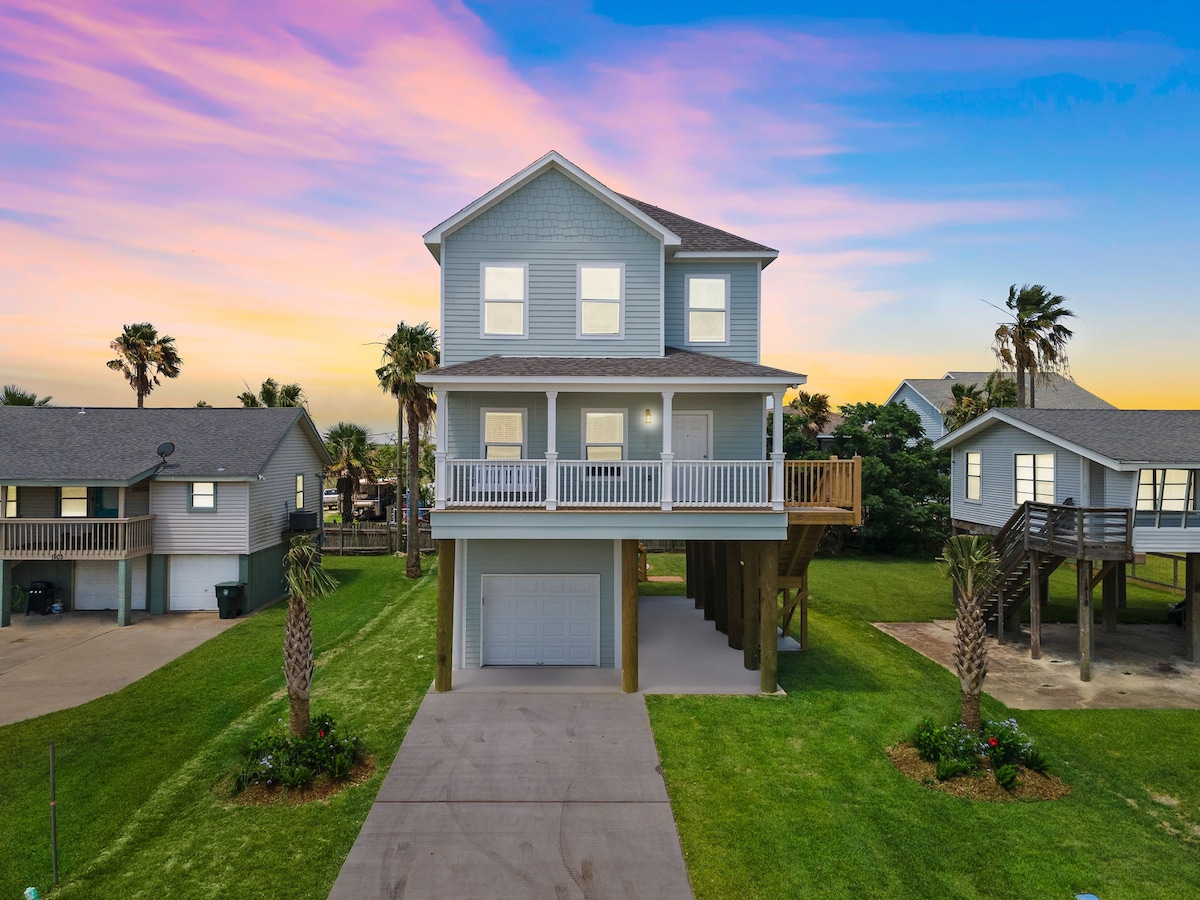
[237,377,306,408]
[324,422,374,523]
[282,534,338,737]
[992,285,1075,408]
[376,322,440,578]
[943,382,986,432]
[789,390,832,442]
[106,322,183,408]
[936,534,1000,733]
[1,384,52,406]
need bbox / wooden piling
[759,540,779,694]
[435,539,455,692]
[1029,552,1042,660]
[742,542,760,670]
[622,539,639,693]
[1078,559,1093,682]
[726,542,743,650]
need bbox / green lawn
[648,554,1200,899]
[0,555,435,900]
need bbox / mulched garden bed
[218,755,377,806]
[887,742,1070,802]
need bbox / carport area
[876,620,1200,710]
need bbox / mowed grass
[0,555,435,900]
[647,553,1200,899]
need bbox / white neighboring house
[0,407,330,626]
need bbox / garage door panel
[74,561,148,611]
[170,555,239,611]
[482,574,600,666]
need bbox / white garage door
[169,555,240,611]
[74,560,148,611]
[482,574,600,666]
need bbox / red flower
[318,730,326,738]
[988,737,998,747]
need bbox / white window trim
[576,262,625,339]
[189,482,217,512]
[480,262,529,339]
[480,408,527,459]
[965,451,982,502]
[1136,468,1197,512]
[582,408,628,461]
[1014,453,1054,506]
[684,273,731,346]
[295,474,305,511]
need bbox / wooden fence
[1129,552,1186,592]
[321,525,434,556]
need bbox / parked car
[322,488,340,509]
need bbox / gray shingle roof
[619,195,777,254]
[999,409,1200,466]
[421,347,801,382]
[0,407,328,483]
[901,372,1114,414]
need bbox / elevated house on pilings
[935,408,1200,680]
[418,151,863,694]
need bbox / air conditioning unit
[289,510,319,532]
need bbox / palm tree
[983,370,1017,409]
[936,534,1000,733]
[1,384,52,406]
[237,377,306,408]
[282,534,338,737]
[324,422,374,524]
[376,322,440,578]
[789,390,832,442]
[992,285,1075,408]
[943,382,986,432]
[106,322,183,408]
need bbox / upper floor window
[190,482,216,510]
[965,451,982,501]
[1014,453,1054,505]
[61,486,88,518]
[1137,469,1197,511]
[295,474,305,510]
[578,264,623,337]
[482,264,527,337]
[482,410,526,459]
[686,275,729,344]
[584,410,626,461]
[5,486,17,518]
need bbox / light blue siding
[664,260,760,363]
[442,170,662,363]
[462,538,616,669]
[891,384,945,441]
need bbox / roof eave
[670,250,780,269]
[419,373,805,392]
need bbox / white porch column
[771,391,785,511]
[545,390,559,510]
[660,391,675,511]
[434,390,449,510]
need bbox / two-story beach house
[418,152,861,693]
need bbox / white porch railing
[557,460,662,508]
[0,515,155,560]
[672,460,770,508]
[444,459,547,508]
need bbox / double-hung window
[4,487,16,518]
[482,410,526,460]
[1014,453,1054,504]
[481,264,527,337]
[1137,469,1196,512]
[686,275,729,344]
[190,482,216,510]
[295,475,305,510]
[965,451,982,501]
[584,410,626,469]
[60,486,88,518]
[578,264,623,337]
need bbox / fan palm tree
[983,369,1017,409]
[237,377,306,408]
[376,322,440,578]
[943,382,986,432]
[106,322,183,408]
[1,384,52,406]
[282,534,338,737]
[937,534,1000,733]
[789,390,832,442]
[992,285,1075,408]
[324,422,374,524]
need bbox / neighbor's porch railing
[0,515,156,560]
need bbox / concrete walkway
[0,610,243,726]
[328,692,693,900]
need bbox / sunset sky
[1,1,1197,439]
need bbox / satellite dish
[157,442,175,464]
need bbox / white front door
[672,413,710,460]
[482,574,600,666]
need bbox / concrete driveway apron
[329,692,693,899]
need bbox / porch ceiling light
[644,408,652,425]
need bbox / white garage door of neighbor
[170,555,240,611]
[74,560,148,611]
[482,574,600,666]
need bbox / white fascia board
[935,410,1130,471]
[883,380,915,406]
[430,509,789,541]
[418,375,803,393]
[421,151,681,261]
[671,250,780,269]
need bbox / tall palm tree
[106,322,183,408]
[324,423,374,524]
[992,285,1075,408]
[376,322,440,578]
[937,534,1000,733]
[237,377,306,408]
[789,390,832,442]
[282,534,338,737]
[1,384,52,406]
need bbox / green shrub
[980,718,1034,767]
[994,764,1019,790]
[912,718,979,773]
[232,713,365,794]
[911,716,1051,785]
[1023,748,1050,774]
[935,758,975,781]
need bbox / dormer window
[578,264,624,337]
[686,275,729,344]
[481,264,527,337]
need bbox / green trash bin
[214,581,245,619]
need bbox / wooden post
[1078,559,1093,682]
[1186,553,1200,664]
[742,542,760,670]
[686,541,698,608]
[726,541,743,650]
[622,539,640,693]
[1102,563,1119,634]
[1029,552,1042,660]
[701,542,716,622]
[996,588,1005,644]
[1117,563,1128,609]
[1,559,13,628]
[799,569,809,652]
[760,540,779,693]
[435,539,455,692]
[713,541,728,635]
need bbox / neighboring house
[935,408,1200,675]
[888,371,1115,441]
[418,151,861,693]
[0,407,330,626]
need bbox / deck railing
[782,457,862,512]
[0,515,155,560]
[673,460,770,508]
